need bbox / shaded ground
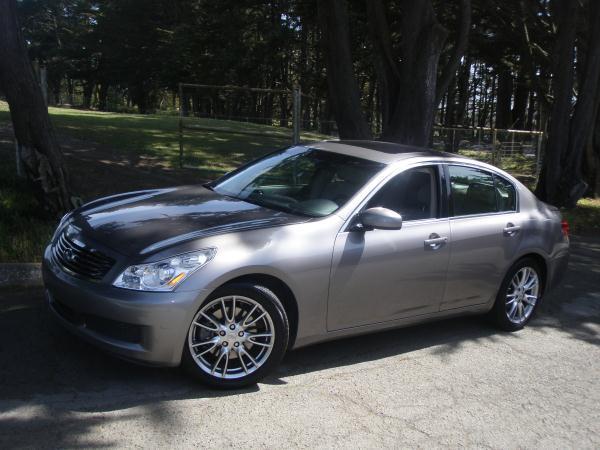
[0,235,598,448]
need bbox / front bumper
[43,246,206,367]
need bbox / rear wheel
[182,283,289,388]
[491,258,543,331]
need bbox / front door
[327,165,451,331]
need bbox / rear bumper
[43,246,206,367]
[547,249,569,291]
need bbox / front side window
[212,147,384,217]
[366,166,439,221]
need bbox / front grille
[52,230,115,280]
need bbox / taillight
[561,220,570,239]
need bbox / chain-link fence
[177,83,544,184]
[433,126,544,184]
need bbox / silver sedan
[42,140,570,388]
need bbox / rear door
[441,164,523,311]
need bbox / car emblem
[64,248,77,262]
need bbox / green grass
[0,101,326,178]
[0,161,56,263]
[561,198,600,234]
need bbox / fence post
[178,83,184,168]
[536,132,543,177]
[492,128,498,165]
[292,85,301,145]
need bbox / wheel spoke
[231,296,237,322]
[237,348,249,374]
[221,299,230,323]
[523,294,537,306]
[199,312,220,330]
[508,302,518,319]
[521,268,530,286]
[247,339,273,348]
[222,350,230,375]
[211,350,226,374]
[242,304,258,326]
[242,347,258,367]
[192,338,218,348]
[524,276,537,290]
[194,321,218,332]
[517,302,524,320]
[244,311,266,328]
[196,341,219,357]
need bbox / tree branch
[435,0,471,107]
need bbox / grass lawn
[0,101,598,262]
[0,101,326,177]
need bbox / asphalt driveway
[0,235,598,448]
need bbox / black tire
[490,257,544,331]
[182,282,289,389]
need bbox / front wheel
[182,283,289,388]
[490,258,543,331]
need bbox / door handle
[503,223,521,236]
[424,234,448,250]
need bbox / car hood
[70,186,309,257]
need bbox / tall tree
[0,0,72,216]
[317,0,372,139]
[536,0,600,206]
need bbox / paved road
[0,236,598,448]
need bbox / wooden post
[536,132,543,177]
[178,83,184,168]
[292,86,301,145]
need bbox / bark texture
[537,0,600,206]
[317,0,372,139]
[0,0,72,216]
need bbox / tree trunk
[98,83,109,111]
[556,1,600,207]
[0,0,72,217]
[374,1,448,146]
[495,66,513,129]
[512,69,528,129]
[536,0,599,206]
[583,104,600,197]
[82,80,94,109]
[318,0,372,139]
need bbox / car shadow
[0,235,597,448]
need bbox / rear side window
[494,175,517,212]
[449,166,496,216]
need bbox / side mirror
[359,207,403,230]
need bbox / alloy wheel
[188,295,275,379]
[505,266,539,324]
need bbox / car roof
[308,140,455,164]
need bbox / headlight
[113,248,216,292]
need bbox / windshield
[211,147,385,217]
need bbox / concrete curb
[0,263,42,287]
